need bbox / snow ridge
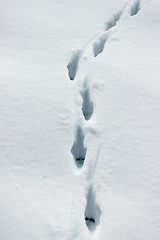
[68,0,142,238]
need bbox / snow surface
[0,0,160,240]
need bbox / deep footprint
[130,0,141,16]
[93,9,123,57]
[84,186,101,231]
[71,126,87,168]
[93,33,108,57]
[105,10,122,31]
[67,50,82,80]
[81,80,94,120]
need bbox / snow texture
[0,0,160,240]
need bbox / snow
[0,0,160,240]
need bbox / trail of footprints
[68,0,141,234]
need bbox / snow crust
[0,0,160,239]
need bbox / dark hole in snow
[76,157,85,166]
[85,217,95,223]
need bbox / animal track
[71,125,87,168]
[68,0,144,237]
[67,0,141,80]
[93,33,109,57]
[81,80,94,120]
[67,50,82,80]
[84,186,101,231]
[130,0,141,16]
[92,9,123,57]
[105,11,122,31]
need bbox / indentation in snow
[93,33,108,57]
[105,11,122,31]
[84,186,101,231]
[130,0,141,16]
[71,126,87,168]
[81,79,94,120]
[67,50,82,80]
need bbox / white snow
[0,0,160,240]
